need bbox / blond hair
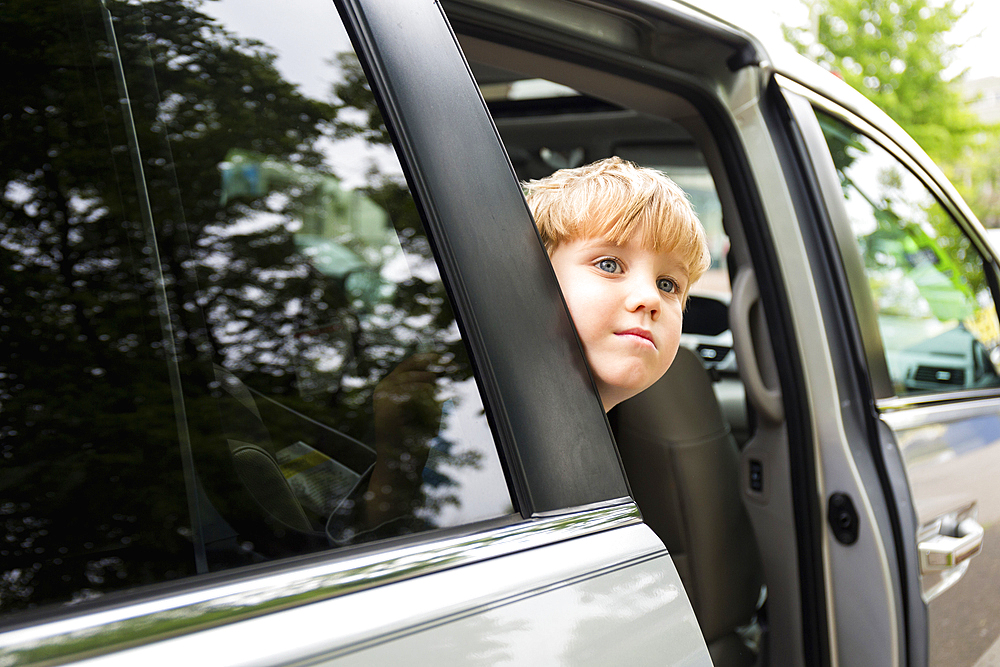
[523,156,710,294]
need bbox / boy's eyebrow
[577,237,624,249]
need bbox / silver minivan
[2,1,997,666]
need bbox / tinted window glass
[1,0,196,611]
[1,0,512,615]
[818,112,1000,396]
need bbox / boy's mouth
[616,328,655,349]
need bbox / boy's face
[549,235,686,412]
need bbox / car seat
[615,346,764,667]
[205,365,329,556]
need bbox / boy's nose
[625,280,660,318]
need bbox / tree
[785,0,1000,227]
[952,126,1000,228]
[786,0,981,163]
[1,0,482,613]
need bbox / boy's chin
[595,356,677,412]
[598,383,651,413]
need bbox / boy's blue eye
[597,258,619,273]
[657,277,676,293]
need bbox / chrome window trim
[1,501,640,666]
[878,392,1000,419]
[875,386,1000,414]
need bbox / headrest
[617,346,726,442]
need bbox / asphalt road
[900,421,1000,666]
[929,522,1000,667]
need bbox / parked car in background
[3,1,999,666]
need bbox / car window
[817,112,1000,397]
[463,59,752,454]
[0,0,512,616]
[477,75,733,365]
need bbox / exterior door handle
[918,512,984,602]
[919,516,984,572]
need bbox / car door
[0,0,711,664]
[782,72,1000,667]
[437,3,836,666]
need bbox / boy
[523,156,710,412]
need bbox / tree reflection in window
[818,113,1000,395]
[0,0,509,614]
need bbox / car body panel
[62,522,709,667]
[0,505,659,665]
[770,86,909,667]
[883,399,1000,666]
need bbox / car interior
[451,20,797,667]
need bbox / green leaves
[786,0,1000,226]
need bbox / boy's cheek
[660,319,684,369]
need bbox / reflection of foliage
[820,111,1000,388]
[953,130,1000,228]
[0,0,481,613]
[330,52,392,146]
[819,112,988,316]
[0,0,222,612]
[420,439,484,516]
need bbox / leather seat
[206,365,328,556]
[615,346,764,667]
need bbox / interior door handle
[730,269,783,423]
[919,516,984,572]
